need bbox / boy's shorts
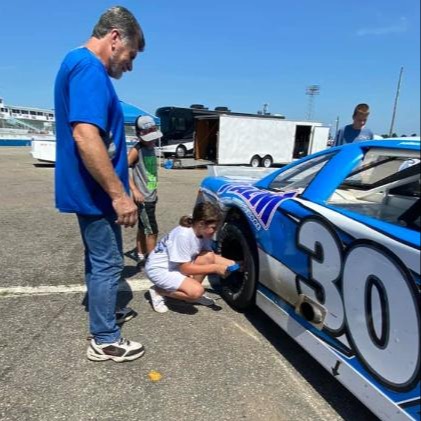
[138,201,158,235]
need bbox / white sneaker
[192,294,215,307]
[87,338,145,362]
[137,253,146,265]
[149,287,169,313]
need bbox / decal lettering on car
[218,184,299,230]
[297,216,420,391]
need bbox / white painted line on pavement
[0,277,211,298]
[0,278,152,298]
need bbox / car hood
[207,166,277,182]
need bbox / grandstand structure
[0,97,55,134]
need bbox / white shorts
[145,265,186,292]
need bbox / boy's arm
[127,146,139,167]
[127,146,144,204]
[129,173,144,204]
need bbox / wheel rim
[176,147,186,158]
[220,237,246,296]
[251,158,259,167]
[263,158,272,168]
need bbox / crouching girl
[145,202,235,313]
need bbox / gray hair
[92,6,145,51]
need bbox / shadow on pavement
[243,307,378,421]
[143,291,199,315]
[33,163,55,168]
[81,278,135,313]
[207,275,376,419]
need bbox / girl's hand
[215,264,230,277]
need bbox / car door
[255,150,341,307]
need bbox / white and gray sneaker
[87,338,145,362]
[192,294,215,307]
[149,287,169,313]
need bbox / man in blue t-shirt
[334,103,374,146]
[54,6,146,362]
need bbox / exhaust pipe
[295,295,326,329]
[300,301,324,323]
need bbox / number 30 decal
[298,217,420,390]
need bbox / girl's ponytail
[179,215,193,227]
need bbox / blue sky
[1,0,420,135]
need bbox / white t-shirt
[147,226,213,271]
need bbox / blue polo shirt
[54,47,129,215]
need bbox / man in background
[335,103,374,146]
[55,6,146,362]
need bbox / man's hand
[112,194,138,227]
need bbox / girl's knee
[195,251,215,265]
[187,284,204,300]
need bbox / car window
[269,152,336,192]
[327,148,420,230]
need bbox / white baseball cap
[135,115,163,142]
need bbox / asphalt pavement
[0,148,377,421]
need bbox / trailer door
[195,117,219,161]
[310,126,330,153]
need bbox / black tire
[250,155,261,168]
[217,221,257,310]
[175,145,187,159]
[261,155,273,168]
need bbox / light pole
[263,103,269,115]
[389,67,404,137]
[306,85,320,121]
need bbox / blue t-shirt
[54,47,129,215]
[334,124,374,147]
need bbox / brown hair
[179,202,222,228]
[353,103,370,118]
[92,6,145,52]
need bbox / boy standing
[334,103,374,146]
[128,115,162,264]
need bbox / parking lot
[0,148,377,421]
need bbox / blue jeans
[77,214,123,344]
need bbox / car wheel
[175,145,187,159]
[217,221,257,310]
[261,155,273,168]
[250,155,261,168]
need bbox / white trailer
[194,114,330,167]
[31,138,56,162]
